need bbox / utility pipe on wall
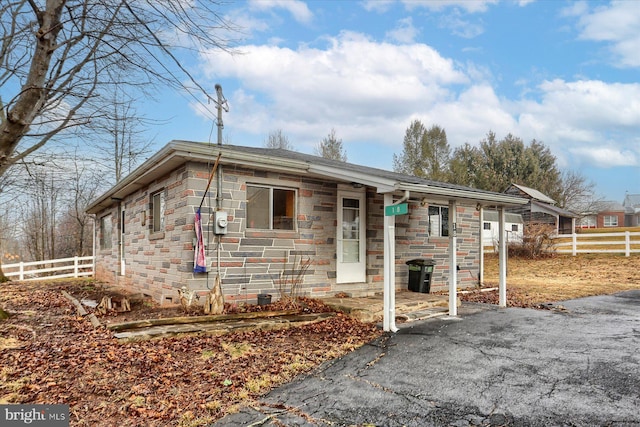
[214,84,228,276]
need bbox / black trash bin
[406,259,436,293]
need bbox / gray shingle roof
[509,183,556,204]
[216,143,513,198]
[624,194,640,207]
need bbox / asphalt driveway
[215,290,640,426]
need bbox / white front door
[336,190,366,283]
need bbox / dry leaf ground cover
[0,280,381,426]
[462,253,640,307]
[1,254,639,426]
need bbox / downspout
[394,190,410,206]
[91,214,96,279]
[478,205,484,286]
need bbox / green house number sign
[384,203,408,216]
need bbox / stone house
[87,141,526,329]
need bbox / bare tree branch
[1,0,237,178]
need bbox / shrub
[274,254,312,308]
[508,223,557,258]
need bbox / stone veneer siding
[366,191,480,292]
[94,161,481,304]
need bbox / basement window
[428,205,449,237]
[247,185,296,230]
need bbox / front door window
[341,198,360,263]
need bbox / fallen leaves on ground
[0,280,382,426]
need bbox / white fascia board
[308,164,396,193]
[398,182,528,206]
[174,142,310,173]
[87,141,312,214]
[86,144,181,214]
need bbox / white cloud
[362,0,498,14]
[571,146,638,168]
[386,17,420,43]
[201,32,467,124]
[560,1,589,18]
[361,0,395,13]
[574,1,640,67]
[438,11,485,38]
[400,0,498,13]
[197,29,640,172]
[248,0,313,24]
[535,79,640,130]
[422,85,516,146]
[512,79,640,168]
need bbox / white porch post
[383,193,398,332]
[498,206,507,307]
[448,200,458,316]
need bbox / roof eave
[398,182,529,206]
[307,164,396,192]
[87,141,312,214]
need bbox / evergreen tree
[393,120,426,176]
[393,120,450,181]
[449,131,563,198]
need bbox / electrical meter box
[214,211,228,235]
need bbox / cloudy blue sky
[152,0,640,204]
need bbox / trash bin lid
[405,258,435,266]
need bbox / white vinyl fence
[2,256,94,281]
[552,231,640,256]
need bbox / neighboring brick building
[87,141,526,306]
[596,201,625,228]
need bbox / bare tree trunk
[0,262,8,283]
[0,0,65,177]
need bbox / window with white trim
[578,216,596,228]
[152,190,165,232]
[428,205,449,237]
[603,215,618,227]
[100,215,113,249]
[247,185,296,230]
